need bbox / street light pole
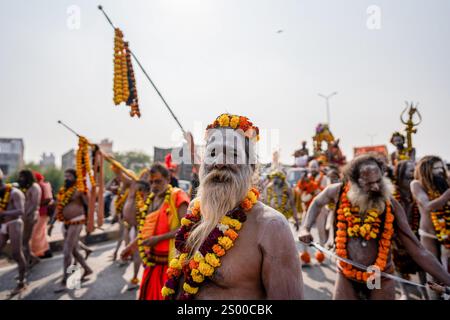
[318,92,338,127]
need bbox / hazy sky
[1,0,449,166]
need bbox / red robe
[138,188,189,300]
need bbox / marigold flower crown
[206,113,260,142]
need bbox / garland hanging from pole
[76,136,96,194]
[113,28,140,117]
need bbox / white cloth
[295,155,308,168]
[0,219,19,235]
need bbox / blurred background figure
[30,172,53,259]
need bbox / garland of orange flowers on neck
[335,183,395,282]
[161,187,260,300]
[0,184,12,211]
[114,187,129,214]
[56,185,85,225]
[76,136,96,194]
[428,190,450,249]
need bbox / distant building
[39,152,56,168]
[0,138,24,176]
[61,149,75,171]
[154,144,204,181]
[98,139,113,155]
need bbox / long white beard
[186,164,253,256]
[347,177,394,212]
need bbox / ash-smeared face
[308,160,320,177]
[201,128,256,185]
[357,164,385,201]
[432,161,449,193]
[348,163,393,212]
[392,135,405,148]
[404,162,415,181]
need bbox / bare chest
[194,224,263,298]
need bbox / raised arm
[393,198,450,286]
[260,217,304,299]
[299,183,341,244]
[411,180,450,213]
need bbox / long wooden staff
[97,4,186,135]
[57,120,138,181]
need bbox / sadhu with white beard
[161,113,304,300]
[299,154,450,300]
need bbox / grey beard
[187,164,253,254]
[347,177,393,212]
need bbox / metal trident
[400,101,422,152]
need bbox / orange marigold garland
[124,42,140,118]
[206,114,260,141]
[161,187,260,300]
[112,29,140,118]
[76,136,95,194]
[335,184,395,282]
[55,185,85,226]
[114,187,129,216]
[0,184,12,211]
[428,191,450,249]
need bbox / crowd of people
[0,113,449,300]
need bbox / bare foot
[110,252,118,261]
[127,278,140,291]
[29,257,41,269]
[8,282,26,297]
[85,249,93,260]
[81,268,93,281]
[54,281,67,293]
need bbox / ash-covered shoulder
[249,202,296,247]
[11,187,25,200]
[326,182,344,193]
[250,201,291,229]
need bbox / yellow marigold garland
[55,185,85,225]
[206,113,260,141]
[428,191,450,249]
[136,186,173,267]
[76,136,95,194]
[0,184,12,211]
[162,187,260,300]
[113,28,129,105]
[114,187,129,216]
[266,185,291,218]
